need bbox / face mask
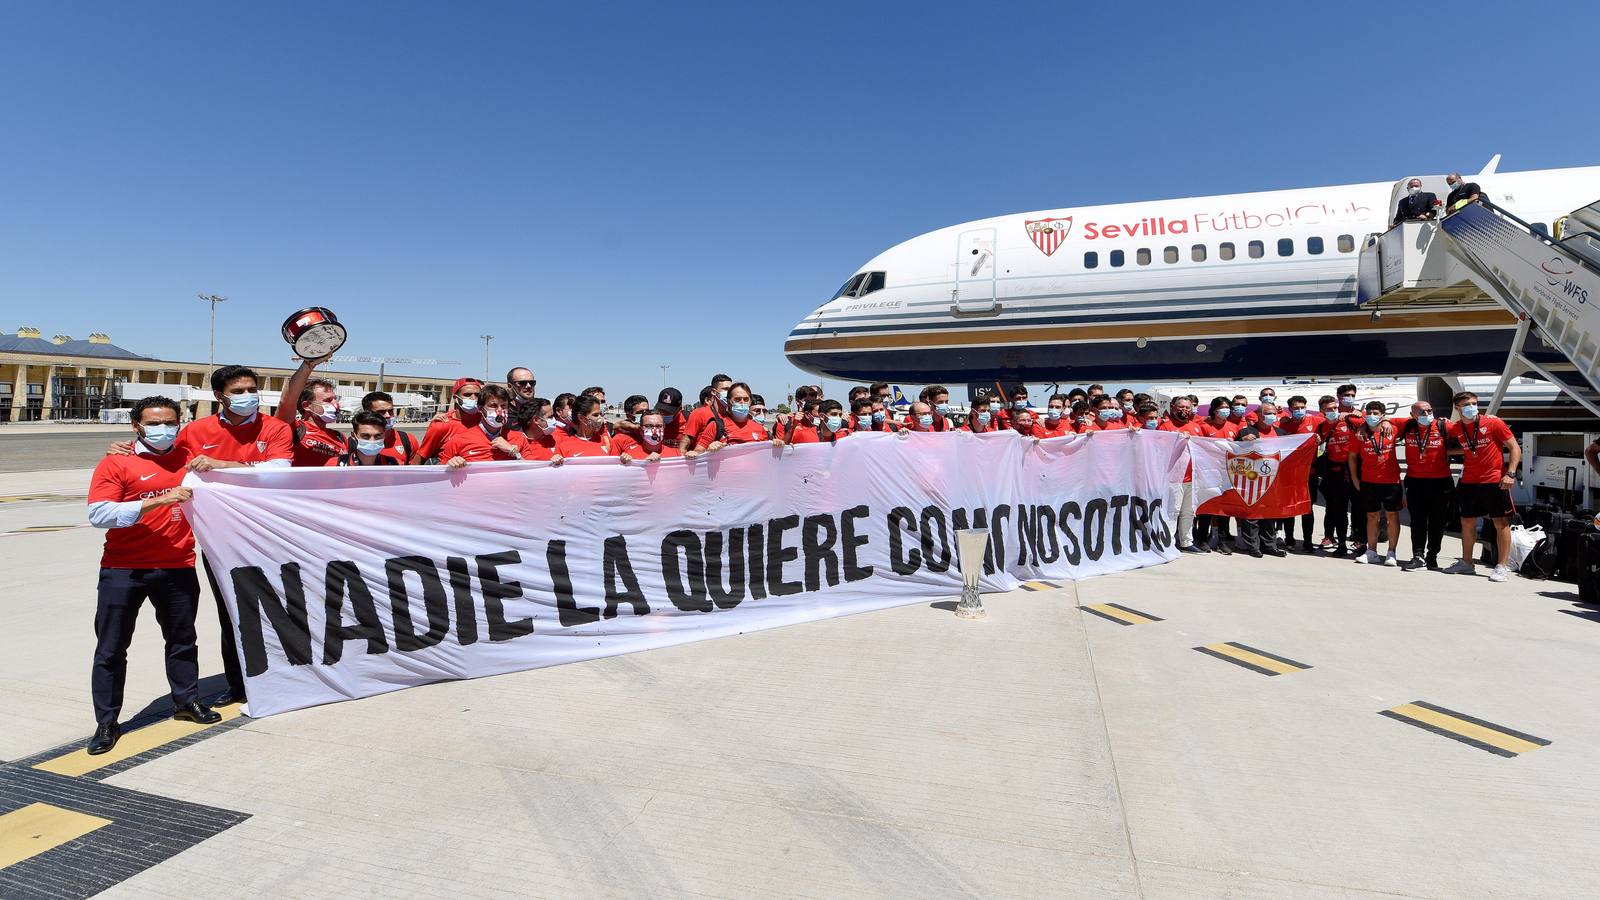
[1046,408,1062,421]
[1291,408,1306,419]
[140,424,178,452]
[1143,418,1160,430]
[631,412,643,424]
[483,411,505,429]
[730,403,750,419]
[1172,408,1191,422]
[383,416,395,431]
[854,414,871,429]
[1260,395,1275,404]
[976,411,991,426]
[826,415,843,432]
[458,397,479,412]
[1260,414,1278,426]
[936,403,950,415]
[1231,405,1247,417]
[642,428,663,444]
[1447,181,1458,191]
[317,401,339,424]
[355,438,385,456]
[1077,416,1092,427]
[1416,413,1434,427]
[872,411,886,424]
[917,414,934,429]
[226,393,259,415]
[1408,186,1420,197]
[1339,397,1355,410]
[1098,408,1119,422]
[1365,414,1382,428]
[1121,401,1134,412]
[1459,404,1479,421]
[1013,400,1028,410]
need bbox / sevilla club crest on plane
[1025,217,1072,256]
[1227,450,1279,505]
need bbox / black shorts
[1360,481,1404,512]
[1456,482,1515,519]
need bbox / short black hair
[580,386,604,398]
[848,385,869,402]
[350,411,388,433]
[1337,383,1359,396]
[1287,395,1307,406]
[751,394,766,406]
[851,397,873,414]
[1066,388,1087,401]
[210,364,258,393]
[711,373,733,386]
[481,384,513,405]
[623,394,649,411]
[362,390,394,410]
[132,395,180,423]
[870,382,890,395]
[795,385,820,403]
[573,394,605,418]
[698,385,718,404]
[553,392,576,411]
[1136,402,1160,416]
[1365,400,1387,414]
[1010,385,1029,399]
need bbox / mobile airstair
[1358,185,1600,418]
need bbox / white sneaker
[1489,565,1509,583]
[1354,550,1381,565]
[1443,559,1477,576]
[1384,553,1398,567]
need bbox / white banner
[184,430,1189,717]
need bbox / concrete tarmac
[2,467,1598,898]
[0,425,430,473]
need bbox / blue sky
[3,1,1596,404]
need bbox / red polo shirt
[376,428,415,465]
[177,413,294,465]
[1317,414,1362,464]
[89,446,195,569]
[555,431,618,458]
[1197,419,1238,439]
[1399,419,1450,478]
[696,414,769,449]
[1350,426,1401,484]
[415,414,468,461]
[612,434,683,459]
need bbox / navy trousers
[92,567,201,725]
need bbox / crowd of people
[82,351,1523,755]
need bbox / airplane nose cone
[784,304,829,374]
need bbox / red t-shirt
[1449,416,1515,483]
[177,413,293,465]
[376,428,414,465]
[555,431,618,458]
[681,406,717,448]
[1317,414,1362,463]
[696,414,769,449]
[612,433,683,459]
[89,447,195,568]
[1399,419,1450,478]
[415,415,467,461]
[1350,426,1401,484]
[1197,420,1238,439]
[787,423,821,444]
[1038,419,1073,439]
[1274,412,1314,434]
[291,417,345,467]
[441,426,539,462]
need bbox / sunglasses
[512,380,536,388]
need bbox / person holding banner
[691,382,769,453]
[553,394,617,458]
[413,377,483,463]
[960,397,998,433]
[1039,394,1073,438]
[1229,403,1287,557]
[1069,401,1095,434]
[1349,401,1403,566]
[614,409,682,462]
[915,385,956,432]
[1159,396,1205,553]
[359,391,416,464]
[85,396,220,754]
[1274,396,1319,552]
[442,385,552,465]
[904,401,937,432]
[1094,395,1128,430]
[1195,395,1240,552]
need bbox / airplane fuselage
[785,167,1600,385]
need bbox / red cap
[453,377,483,395]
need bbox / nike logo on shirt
[202,443,221,449]
[140,473,158,481]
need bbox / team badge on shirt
[256,440,268,452]
[1227,450,1279,505]
[1025,217,1072,256]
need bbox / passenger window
[1137,248,1152,266]
[1191,244,1207,262]
[1277,238,1294,257]
[1163,246,1179,264]
[1338,234,1355,253]
[1307,236,1324,255]
[1248,240,1264,259]
[1110,249,1125,268]
[860,271,885,295]
[1084,251,1098,269]
[1219,242,1235,261]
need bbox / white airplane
[785,160,1600,396]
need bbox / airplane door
[955,228,998,313]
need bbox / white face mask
[316,400,340,423]
[482,410,505,429]
[355,437,385,456]
[1408,186,1420,197]
[458,397,479,412]
[140,423,179,452]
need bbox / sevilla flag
[1191,433,1317,519]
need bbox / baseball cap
[656,387,683,416]
[453,377,484,395]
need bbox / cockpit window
[832,270,886,300]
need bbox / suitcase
[1522,500,1558,531]
[1579,532,1600,605]
[1556,517,1596,583]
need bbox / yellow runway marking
[1380,701,1551,758]
[34,704,244,777]
[0,803,112,869]
[1082,603,1164,626]
[1194,641,1311,676]
[1020,580,1064,592]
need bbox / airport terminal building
[0,326,455,422]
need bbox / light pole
[197,294,227,383]
[660,364,670,388]
[480,334,494,381]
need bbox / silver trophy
[281,307,348,359]
[954,528,990,619]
